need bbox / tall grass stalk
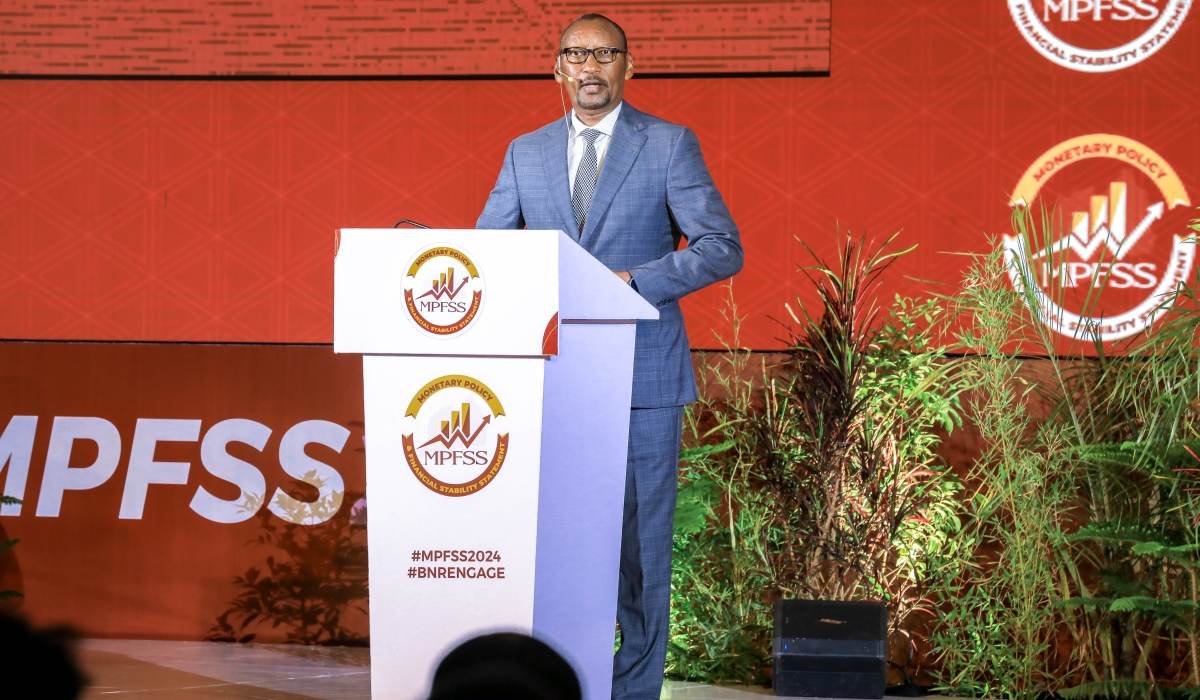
[934,233,1076,698]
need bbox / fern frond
[1057,596,1114,611]
[1071,521,1169,545]
[1131,541,1200,566]
[1109,595,1197,621]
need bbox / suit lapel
[540,119,579,240]
[580,105,647,246]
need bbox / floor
[80,640,370,699]
[76,639,787,699]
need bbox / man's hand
[613,270,632,283]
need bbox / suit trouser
[612,405,685,700]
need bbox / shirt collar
[570,101,623,138]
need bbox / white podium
[334,229,658,700]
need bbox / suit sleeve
[476,140,525,229]
[627,127,743,307]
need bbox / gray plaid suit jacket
[477,102,743,408]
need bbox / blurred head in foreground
[0,614,86,699]
[429,632,581,700]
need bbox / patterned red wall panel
[0,0,1198,349]
[0,0,830,76]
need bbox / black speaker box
[773,599,887,699]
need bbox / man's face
[555,20,634,117]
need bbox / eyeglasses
[560,47,627,64]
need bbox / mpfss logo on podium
[403,245,485,336]
[1006,134,1193,341]
[1008,0,1190,71]
[402,375,509,497]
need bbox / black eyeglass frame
[559,46,628,65]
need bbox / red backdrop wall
[1,0,1199,640]
[1,1,1196,350]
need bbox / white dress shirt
[567,101,623,193]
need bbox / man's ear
[624,53,635,81]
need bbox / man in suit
[476,13,743,699]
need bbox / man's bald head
[559,13,627,51]
[554,12,633,125]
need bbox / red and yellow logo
[402,375,508,497]
[403,245,484,336]
[1006,134,1193,341]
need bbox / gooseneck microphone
[394,219,430,229]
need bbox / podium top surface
[334,229,658,357]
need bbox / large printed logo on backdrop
[1005,134,1193,341]
[1008,0,1190,71]
[402,375,509,497]
[403,245,485,337]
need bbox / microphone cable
[554,57,573,132]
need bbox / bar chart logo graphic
[403,245,485,337]
[1006,134,1193,341]
[402,375,509,497]
[1008,0,1190,72]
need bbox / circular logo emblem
[403,245,484,336]
[1006,134,1193,341]
[1008,0,1190,72]
[402,375,509,497]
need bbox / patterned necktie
[571,128,602,233]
